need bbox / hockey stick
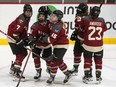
[0,29,16,42]
[0,29,41,58]
[99,0,105,8]
[89,0,105,15]
[0,30,51,60]
[16,49,31,87]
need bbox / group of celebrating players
[7,2,107,85]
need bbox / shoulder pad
[83,16,90,20]
[18,14,25,24]
[98,17,105,23]
[31,22,38,29]
[52,24,62,33]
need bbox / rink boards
[0,4,116,45]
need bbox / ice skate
[90,67,93,78]
[13,70,25,82]
[63,71,72,84]
[34,68,42,81]
[46,67,50,75]
[83,76,93,84]
[96,71,102,84]
[11,65,25,81]
[96,77,102,84]
[83,70,93,84]
[9,61,15,75]
[46,75,55,84]
[70,65,78,76]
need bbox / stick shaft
[16,50,31,87]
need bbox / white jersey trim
[36,44,52,49]
[53,44,69,49]
[82,44,103,52]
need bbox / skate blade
[83,80,89,84]
[83,78,94,84]
[72,73,78,76]
[46,81,54,85]
[9,71,14,75]
[13,77,25,82]
[63,75,73,85]
[96,81,101,84]
[83,80,93,84]
[83,80,101,85]
[34,78,41,82]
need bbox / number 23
[88,26,102,40]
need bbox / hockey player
[70,3,93,76]
[39,10,72,84]
[7,4,33,80]
[28,6,52,81]
[80,6,107,84]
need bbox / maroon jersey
[7,14,30,42]
[48,22,69,46]
[75,15,85,40]
[30,20,51,47]
[81,16,107,47]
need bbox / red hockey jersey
[81,16,107,52]
[30,20,51,47]
[7,14,30,42]
[48,22,69,47]
[75,15,84,40]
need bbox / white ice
[0,45,116,87]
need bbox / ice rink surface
[0,45,116,87]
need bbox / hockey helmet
[38,6,48,13]
[53,10,63,21]
[76,3,88,14]
[90,6,101,18]
[23,4,32,12]
[38,6,48,19]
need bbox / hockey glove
[70,30,78,41]
[23,38,29,46]
[14,36,25,47]
[16,40,24,46]
[28,35,36,49]
[38,36,48,43]
[28,36,36,45]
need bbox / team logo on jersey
[53,24,62,33]
[54,29,59,33]
[19,19,23,24]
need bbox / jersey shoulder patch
[52,24,62,33]
[18,14,25,24]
